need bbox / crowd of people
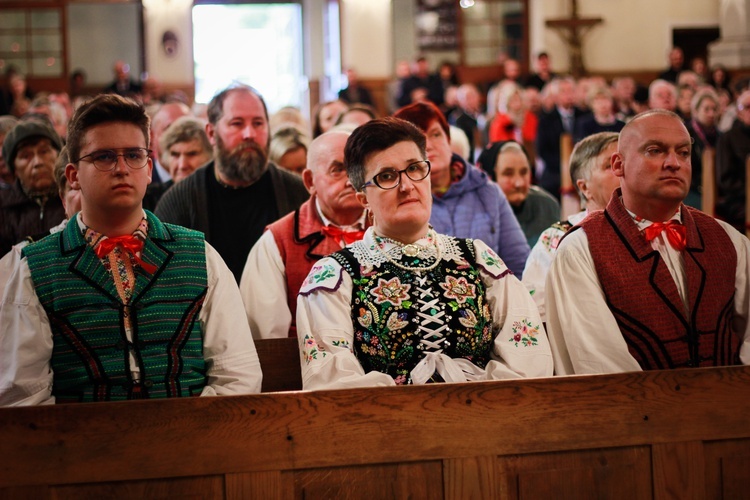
[0,46,749,405]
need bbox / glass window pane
[31,55,61,76]
[464,24,494,44]
[0,35,27,53]
[0,11,25,30]
[2,58,28,74]
[466,46,496,66]
[192,3,304,111]
[30,10,60,29]
[31,34,60,52]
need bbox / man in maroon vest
[240,130,366,338]
[546,109,750,375]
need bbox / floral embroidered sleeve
[472,239,554,380]
[296,257,396,390]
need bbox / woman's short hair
[690,88,719,116]
[345,117,427,191]
[159,116,211,166]
[268,124,310,165]
[393,100,450,139]
[569,131,619,203]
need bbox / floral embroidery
[307,264,336,285]
[370,277,411,306]
[302,334,327,364]
[331,338,350,349]
[440,275,476,304]
[509,319,540,347]
[386,311,409,331]
[458,309,478,328]
[357,308,373,328]
[481,249,502,268]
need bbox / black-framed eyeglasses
[74,148,152,172]
[361,160,431,190]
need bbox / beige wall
[137,0,723,87]
[530,0,720,73]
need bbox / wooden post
[559,133,579,219]
[701,147,716,217]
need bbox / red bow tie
[321,225,365,245]
[94,235,157,273]
[643,221,687,251]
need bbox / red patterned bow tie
[643,221,687,251]
[321,225,365,245]
[94,235,157,273]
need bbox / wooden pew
[2,366,749,498]
[701,146,716,217]
[255,337,302,393]
[559,133,579,220]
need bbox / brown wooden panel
[255,337,303,393]
[499,446,652,500]
[443,456,497,499]
[704,438,750,500]
[293,461,442,499]
[652,441,705,500]
[0,486,49,500]
[701,147,716,217]
[225,470,293,499]
[2,367,750,489]
[50,475,224,500]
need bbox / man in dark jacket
[155,84,308,281]
[0,118,65,255]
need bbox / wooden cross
[545,0,603,79]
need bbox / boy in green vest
[0,94,262,405]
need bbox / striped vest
[581,196,739,370]
[23,211,209,402]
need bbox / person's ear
[611,152,625,178]
[575,178,588,200]
[302,168,315,195]
[66,163,80,190]
[205,122,216,146]
[355,190,368,208]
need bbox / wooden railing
[701,146,716,217]
[559,133,580,219]
[1,365,749,498]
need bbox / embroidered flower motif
[458,309,478,328]
[386,311,409,331]
[440,275,476,304]
[509,319,540,347]
[307,264,336,285]
[331,338,350,349]
[370,277,411,306]
[357,307,372,328]
[302,334,327,364]
[394,374,408,385]
[481,249,503,269]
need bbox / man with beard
[155,85,308,281]
[240,130,365,339]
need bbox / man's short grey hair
[569,132,619,203]
[159,116,212,166]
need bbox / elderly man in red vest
[240,130,366,338]
[546,109,750,375]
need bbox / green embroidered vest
[23,211,209,402]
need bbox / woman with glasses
[393,101,530,278]
[296,117,552,390]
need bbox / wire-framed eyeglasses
[74,148,152,172]
[361,160,431,190]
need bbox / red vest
[267,197,348,337]
[581,194,740,370]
